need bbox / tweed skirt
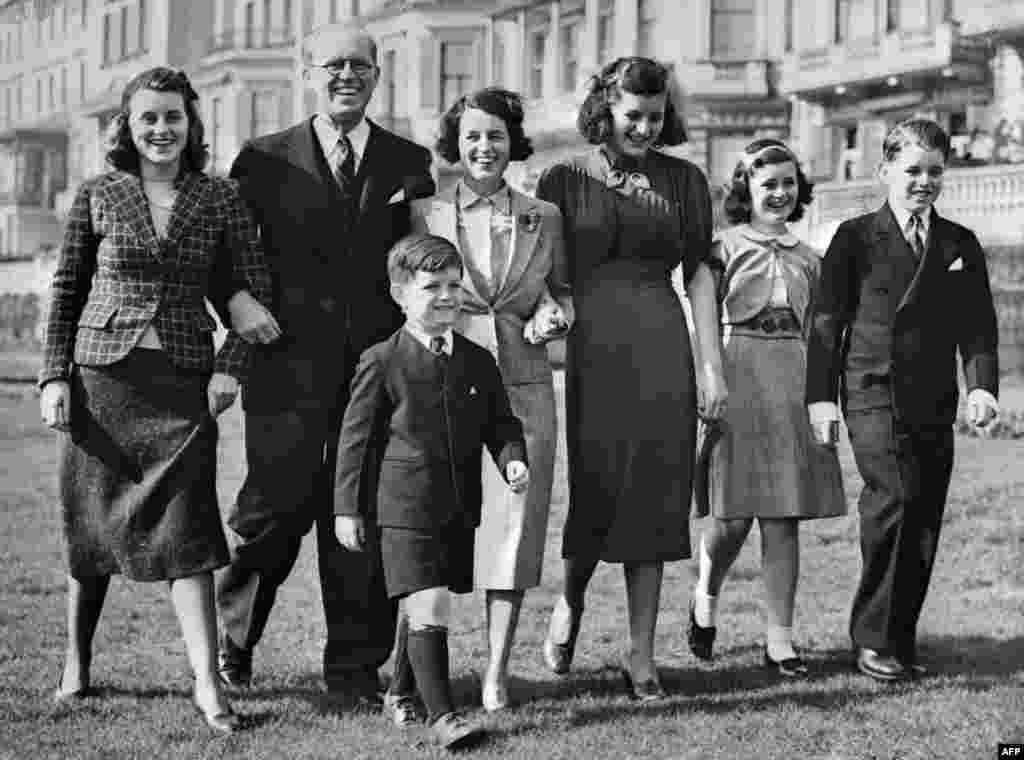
[703,327,846,520]
[59,348,229,581]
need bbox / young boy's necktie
[908,213,925,260]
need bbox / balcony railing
[206,27,295,56]
[779,22,976,96]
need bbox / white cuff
[808,401,840,426]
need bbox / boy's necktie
[908,213,925,260]
[429,335,447,356]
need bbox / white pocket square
[387,188,406,205]
[468,386,478,396]
[948,258,964,271]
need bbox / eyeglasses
[310,58,376,78]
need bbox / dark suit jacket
[334,330,526,531]
[806,203,999,426]
[40,171,271,386]
[229,117,435,412]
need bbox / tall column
[614,0,637,57]
[544,1,561,98]
[582,0,599,78]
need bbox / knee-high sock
[390,614,416,697]
[407,626,453,723]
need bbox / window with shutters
[440,41,474,110]
[382,49,397,119]
[250,90,277,138]
[887,0,929,32]
[637,0,658,58]
[561,15,582,92]
[710,0,754,59]
[100,0,148,66]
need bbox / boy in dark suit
[334,233,528,749]
[806,119,1000,682]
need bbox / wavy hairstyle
[576,57,687,147]
[722,138,814,224]
[105,67,208,175]
[435,87,533,165]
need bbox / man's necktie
[908,213,925,261]
[335,135,355,190]
[429,335,447,357]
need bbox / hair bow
[605,169,651,191]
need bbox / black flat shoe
[686,601,716,661]
[762,646,808,678]
[542,599,583,676]
[619,665,666,702]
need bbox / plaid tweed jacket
[39,170,272,387]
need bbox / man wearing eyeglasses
[214,22,435,707]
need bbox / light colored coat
[410,181,572,589]
[410,183,572,384]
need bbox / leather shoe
[430,712,486,750]
[763,646,808,678]
[218,637,252,689]
[856,648,908,682]
[383,691,423,727]
[542,598,583,676]
[686,601,716,661]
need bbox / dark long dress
[536,147,713,562]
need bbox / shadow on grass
[479,633,1024,729]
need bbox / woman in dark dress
[537,57,727,698]
[38,68,273,733]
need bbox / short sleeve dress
[536,146,713,563]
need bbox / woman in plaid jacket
[38,68,273,734]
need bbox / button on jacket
[39,171,272,386]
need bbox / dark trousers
[216,400,396,681]
[844,408,954,660]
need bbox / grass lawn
[0,377,1021,760]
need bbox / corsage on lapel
[517,208,541,233]
[605,169,651,191]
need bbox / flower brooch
[491,208,541,234]
[605,169,651,191]
[518,208,541,232]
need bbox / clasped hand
[228,290,281,344]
